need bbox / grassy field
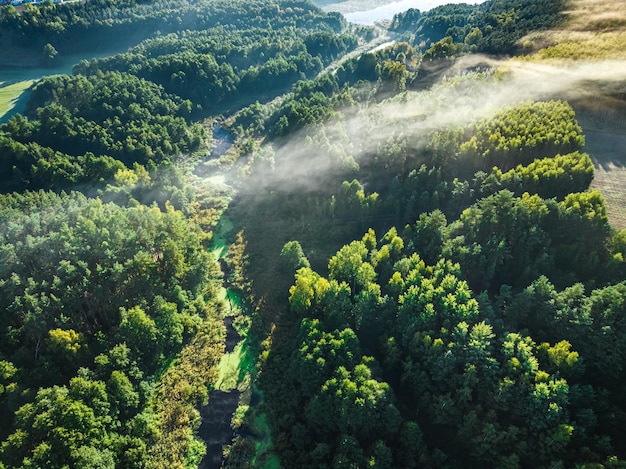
[523,0,626,60]
[0,66,48,122]
[0,79,34,120]
[0,49,129,123]
[1,69,49,123]
[585,128,626,230]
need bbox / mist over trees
[249,94,626,466]
[1,0,626,466]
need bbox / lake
[322,0,486,25]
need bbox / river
[211,125,235,159]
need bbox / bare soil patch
[586,130,626,230]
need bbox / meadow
[0,79,33,121]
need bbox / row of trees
[0,0,360,194]
[232,42,420,140]
[262,213,625,466]
[253,169,624,466]
[70,25,357,110]
[0,0,365,465]
[0,71,203,194]
[2,0,623,466]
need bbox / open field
[562,0,626,34]
[0,49,131,122]
[585,129,626,231]
[577,103,626,230]
[524,0,626,60]
[0,70,50,123]
[525,0,626,231]
[0,67,51,122]
[0,79,33,120]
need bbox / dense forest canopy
[1,0,626,467]
[0,0,347,61]
[390,0,567,54]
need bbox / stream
[197,126,242,469]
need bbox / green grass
[211,215,234,259]
[0,48,136,123]
[0,66,69,122]
[214,320,256,391]
[226,289,243,309]
[0,80,34,121]
[249,412,280,469]
[216,286,229,302]
[215,342,245,391]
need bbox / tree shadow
[0,88,32,124]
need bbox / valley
[0,0,626,467]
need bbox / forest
[1,0,626,467]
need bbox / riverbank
[197,212,277,468]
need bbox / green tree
[41,43,58,67]
[1,377,111,468]
[306,363,401,442]
[280,240,311,273]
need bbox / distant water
[341,0,486,25]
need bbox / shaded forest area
[1,0,626,467]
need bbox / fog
[244,57,626,192]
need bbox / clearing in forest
[0,79,33,122]
[585,128,626,230]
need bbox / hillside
[525,0,626,60]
